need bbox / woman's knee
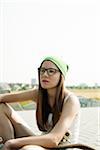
[20,145,47,150]
[0,103,7,112]
[0,103,12,116]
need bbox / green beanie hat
[42,56,69,78]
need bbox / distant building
[31,78,37,87]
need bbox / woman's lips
[42,80,49,83]
[41,80,50,88]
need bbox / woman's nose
[43,70,49,76]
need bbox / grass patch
[69,88,100,100]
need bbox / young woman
[0,56,80,150]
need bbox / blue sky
[0,0,100,86]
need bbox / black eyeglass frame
[38,67,60,76]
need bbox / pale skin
[0,61,80,150]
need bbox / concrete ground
[78,107,99,150]
[17,107,100,150]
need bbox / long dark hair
[36,66,65,131]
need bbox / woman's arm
[4,133,57,149]
[3,94,80,149]
[49,94,80,144]
[0,88,38,103]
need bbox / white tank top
[45,93,80,143]
[63,93,80,143]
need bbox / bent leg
[20,145,48,150]
[0,103,34,143]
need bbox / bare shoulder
[63,89,80,114]
[68,93,80,106]
[64,89,80,103]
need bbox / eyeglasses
[38,67,60,76]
